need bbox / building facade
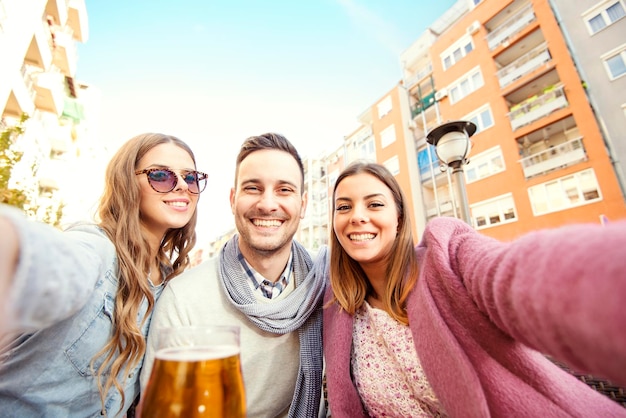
[402,0,626,241]
[294,0,626,250]
[548,0,626,199]
[0,0,91,224]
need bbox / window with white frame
[377,96,392,119]
[584,0,626,34]
[449,67,484,104]
[360,137,376,160]
[379,124,396,148]
[528,168,602,215]
[602,44,626,79]
[441,37,474,70]
[383,155,400,176]
[465,146,505,184]
[471,193,517,229]
[464,105,494,133]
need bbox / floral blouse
[351,302,447,417]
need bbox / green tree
[0,113,29,209]
[1,113,65,228]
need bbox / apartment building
[0,0,90,223]
[548,0,626,198]
[294,0,626,250]
[298,83,427,248]
[403,0,626,241]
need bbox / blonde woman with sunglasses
[0,133,207,417]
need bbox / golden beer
[140,345,246,418]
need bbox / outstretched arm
[435,218,626,386]
[0,206,110,336]
[0,216,19,335]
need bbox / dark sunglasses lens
[147,169,177,193]
[182,172,200,193]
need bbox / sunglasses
[135,167,208,194]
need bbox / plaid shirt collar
[236,248,293,299]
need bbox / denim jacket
[0,206,164,417]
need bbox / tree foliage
[0,113,29,209]
[1,113,65,228]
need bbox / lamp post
[426,120,477,225]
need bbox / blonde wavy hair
[328,161,419,324]
[93,133,198,412]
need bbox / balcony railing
[411,91,436,118]
[518,137,586,178]
[49,124,74,154]
[498,42,551,88]
[20,65,38,102]
[487,3,536,50]
[508,84,568,131]
[51,25,78,77]
[426,201,454,218]
[404,63,433,89]
[32,69,66,115]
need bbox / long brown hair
[94,133,199,410]
[328,161,418,324]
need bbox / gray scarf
[219,235,327,418]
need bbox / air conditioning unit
[435,89,448,101]
[467,20,481,35]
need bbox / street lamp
[426,120,477,225]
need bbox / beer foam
[156,345,240,361]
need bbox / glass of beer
[139,325,246,418]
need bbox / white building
[0,0,94,225]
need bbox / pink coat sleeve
[427,217,626,387]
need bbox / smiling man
[140,133,328,418]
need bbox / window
[383,155,400,176]
[417,145,439,180]
[528,168,602,215]
[449,67,484,104]
[379,125,396,148]
[603,44,626,79]
[471,193,517,229]
[584,0,626,34]
[441,37,474,70]
[377,96,392,118]
[464,105,494,133]
[465,146,505,184]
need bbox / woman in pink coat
[323,161,626,417]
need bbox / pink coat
[323,217,626,417]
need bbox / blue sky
[77,0,458,243]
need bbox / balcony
[45,0,69,27]
[67,0,89,43]
[25,22,53,70]
[49,124,74,155]
[426,201,455,218]
[411,91,436,118]
[404,63,433,89]
[486,3,536,51]
[32,70,66,115]
[498,43,551,88]
[508,85,568,131]
[518,137,586,178]
[51,26,78,77]
[38,160,62,193]
[3,70,37,117]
